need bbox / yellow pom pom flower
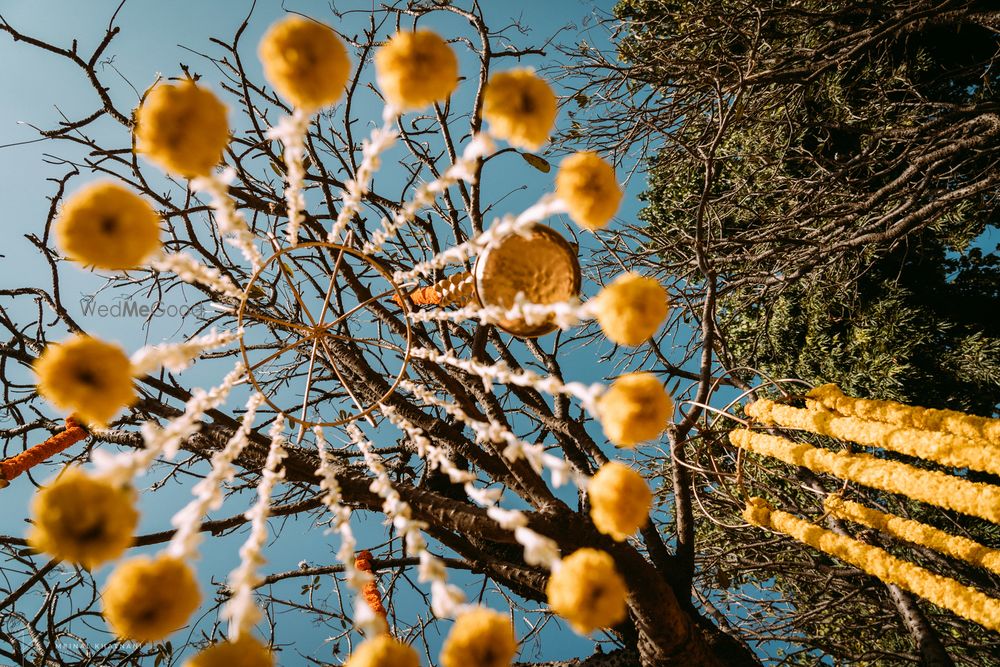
[27,467,137,569]
[55,182,161,270]
[482,69,557,151]
[555,151,622,230]
[597,372,672,447]
[546,548,628,635]
[135,82,229,177]
[375,30,459,112]
[588,462,653,541]
[183,635,274,667]
[102,554,201,643]
[259,16,350,111]
[593,272,669,346]
[344,635,421,667]
[440,607,518,667]
[34,335,137,427]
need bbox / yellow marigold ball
[593,272,669,346]
[546,548,628,635]
[259,16,350,111]
[588,462,652,541]
[34,335,137,427]
[28,467,137,569]
[597,372,672,447]
[135,82,229,177]
[555,151,622,231]
[440,607,518,667]
[482,69,557,151]
[344,635,421,667]
[102,554,201,643]
[375,30,459,112]
[55,182,161,270]
[183,635,274,667]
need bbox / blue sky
[0,1,680,665]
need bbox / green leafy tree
[562,1,1000,664]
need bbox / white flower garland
[327,106,400,243]
[409,347,604,416]
[150,251,244,301]
[221,413,289,640]
[191,168,264,271]
[167,392,266,560]
[393,194,566,283]
[346,422,468,620]
[362,134,495,255]
[130,328,243,377]
[267,109,311,247]
[92,363,246,486]
[380,402,562,572]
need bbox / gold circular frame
[473,224,582,338]
[237,241,412,427]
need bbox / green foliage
[610,0,1000,663]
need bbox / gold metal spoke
[247,335,314,373]
[241,309,313,333]
[318,337,377,426]
[326,287,399,330]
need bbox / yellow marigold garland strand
[746,399,1000,475]
[807,384,1000,446]
[744,497,1000,632]
[728,430,1000,523]
[824,496,1000,576]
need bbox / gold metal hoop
[237,241,413,428]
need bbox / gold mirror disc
[473,224,581,337]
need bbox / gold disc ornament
[473,224,581,337]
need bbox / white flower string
[167,392,266,560]
[345,422,468,619]
[399,379,586,492]
[93,363,246,486]
[190,168,264,271]
[407,292,596,333]
[362,134,495,255]
[221,413,289,641]
[409,347,605,417]
[150,251,244,301]
[379,402,562,572]
[267,109,311,246]
[399,380,579,571]
[312,425,380,633]
[327,106,400,243]
[393,194,567,283]
[130,328,243,377]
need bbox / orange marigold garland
[0,417,87,488]
[354,549,389,625]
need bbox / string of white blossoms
[167,392,267,560]
[379,402,562,576]
[400,379,585,492]
[150,251,244,301]
[409,347,604,415]
[393,194,567,283]
[267,109,311,247]
[400,380,565,570]
[408,292,597,333]
[221,413,289,641]
[130,328,243,377]
[327,106,400,243]
[362,134,495,255]
[93,364,246,486]
[345,422,468,620]
[191,167,264,271]
[312,426,375,629]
